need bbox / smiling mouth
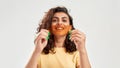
[56,27,64,30]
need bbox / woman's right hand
[34,29,49,53]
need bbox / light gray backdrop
[0,0,120,68]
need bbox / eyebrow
[52,16,68,19]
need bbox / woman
[26,6,91,68]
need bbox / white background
[0,0,120,68]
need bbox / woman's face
[51,12,71,36]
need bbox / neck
[54,35,66,47]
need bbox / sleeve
[76,51,80,67]
[73,51,80,67]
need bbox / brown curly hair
[36,6,77,54]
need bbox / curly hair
[36,6,77,54]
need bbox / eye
[62,19,67,22]
[52,19,57,22]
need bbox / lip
[55,26,64,30]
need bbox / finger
[71,31,83,36]
[35,35,47,45]
[70,35,81,41]
[34,32,45,44]
[36,29,49,38]
[71,32,85,40]
[70,34,86,41]
[71,29,80,34]
[70,33,81,38]
[71,33,86,39]
[34,31,49,44]
[71,29,85,36]
[40,29,50,39]
[70,36,81,42]
[41,29,49,34]
[35,29,49,38]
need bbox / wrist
[78,48,87,55]
[33,49,42,57]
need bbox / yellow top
[37,47,80,68]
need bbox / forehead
[53,12,69,18]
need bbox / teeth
[56,27,63,30]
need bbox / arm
[78,47,91,68]
[25,29,49,68]
[25,50,41,68]
[70,30,91,68]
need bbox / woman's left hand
[70,29,86,51]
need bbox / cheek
[51,25,56,31]
[51,23,56,26]
[51,25,71,36]
[63,25,70,32]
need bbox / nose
[57,20,62,25]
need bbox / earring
[68,30,72,40]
